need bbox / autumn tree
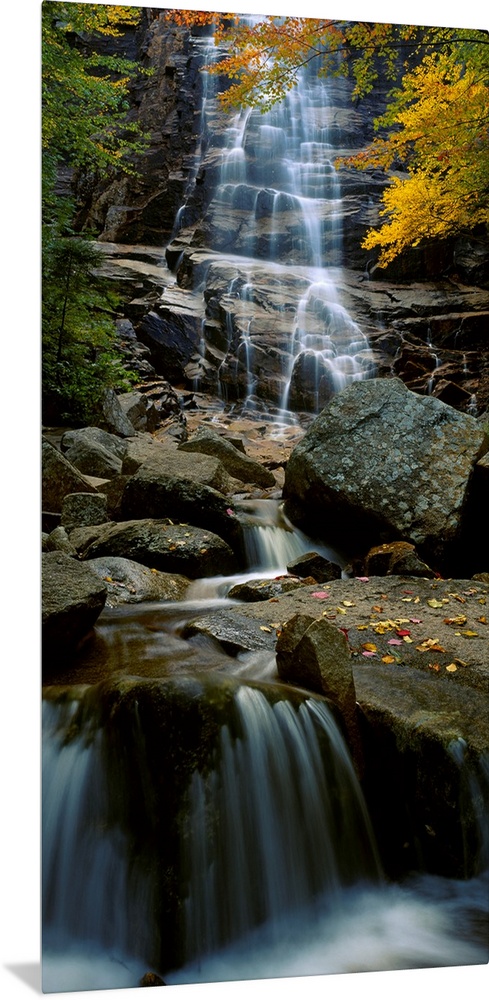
[164,11,488,266]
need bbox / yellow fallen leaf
[362,643,377,652]
[427,599,445,608]
[381,655,396,663]
[403,636,413,643]
[259,626,272,633]
[342,600,355,607]
[460,630,478,638]
[444,616,467,626]
[336,607,347,615]
[478,616,487,624]
[103,576,113,582]
[400,597,413,602]
[446,663,458,673]
[356,624,369,631]
[269,622,281,629]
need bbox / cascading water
[168,17,375,417]
[42,501,489,992]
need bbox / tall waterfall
[167,19,375,416]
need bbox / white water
[171,20,375,415]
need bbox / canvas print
[41,3,489,993]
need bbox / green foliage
[42,2,149,189]
[42,231,136,424]
[42,3,147,423]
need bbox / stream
[42,502,489,993]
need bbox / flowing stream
[42,503,489,993]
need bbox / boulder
[95,388,136,437]
[121,463,243,556]
[121,434,166,475]
[363,541,436,578]
[178,427,276,488]
[276,614,362,771]
[78,519,236,578]
[44,525,78,556]
[61,493,109,532]
[227,576,308,602]
[85,555,189,606]
[42,551,107,662]
[61,427,127,461]
[42,439,98,514]
[117,391,160,432]
[286,551,342,582]
[283,378,488,574]
[61,439,123,480]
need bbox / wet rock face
[283,378,488,574]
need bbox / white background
[1,1,487,998]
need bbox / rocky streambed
[42,374,489,883]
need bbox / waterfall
[181,685,381,961]
[42,675,380,990]
[166,19,375,417]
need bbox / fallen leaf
[342,600,355,607]
[443,616,467,626]
[356,577,369,582]
[478,616,487,624]
[312,591,330,599]
[362,650,376,657]
[403,636,414,643]
[388,638,403,646]
[400,597,413,603]
[410,618,422,624]
[269,622,281,629]
[381,655,396,664]
[372,605,383,613]
[259,626,272,633]
[362,643,377,652]
[396,629,411,637]
[356,624,369,631]
[428,663,441,672]
[427,599,445,608]
[448,593,466,603]
[103,576,113,582]
[336,607,347,615]
[459,630,478,638]
[416,639,446,652]
[446,663,458,673]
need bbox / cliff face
[75,12,489,416]
[77,13,210,245]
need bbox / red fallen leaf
[312,591,330,599]
[339,628,349,639]
[396,629,411,637]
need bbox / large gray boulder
[283,378,488,574]
[42,439,98,514]
[61,427,127,461]
[42,551,107,662]
[121,459,243,556]
[78,518,236,578]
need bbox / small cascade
[237,498,343,573]
[42,675,380,988]
[181,684,380,961]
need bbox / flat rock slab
[181,575,489,754]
